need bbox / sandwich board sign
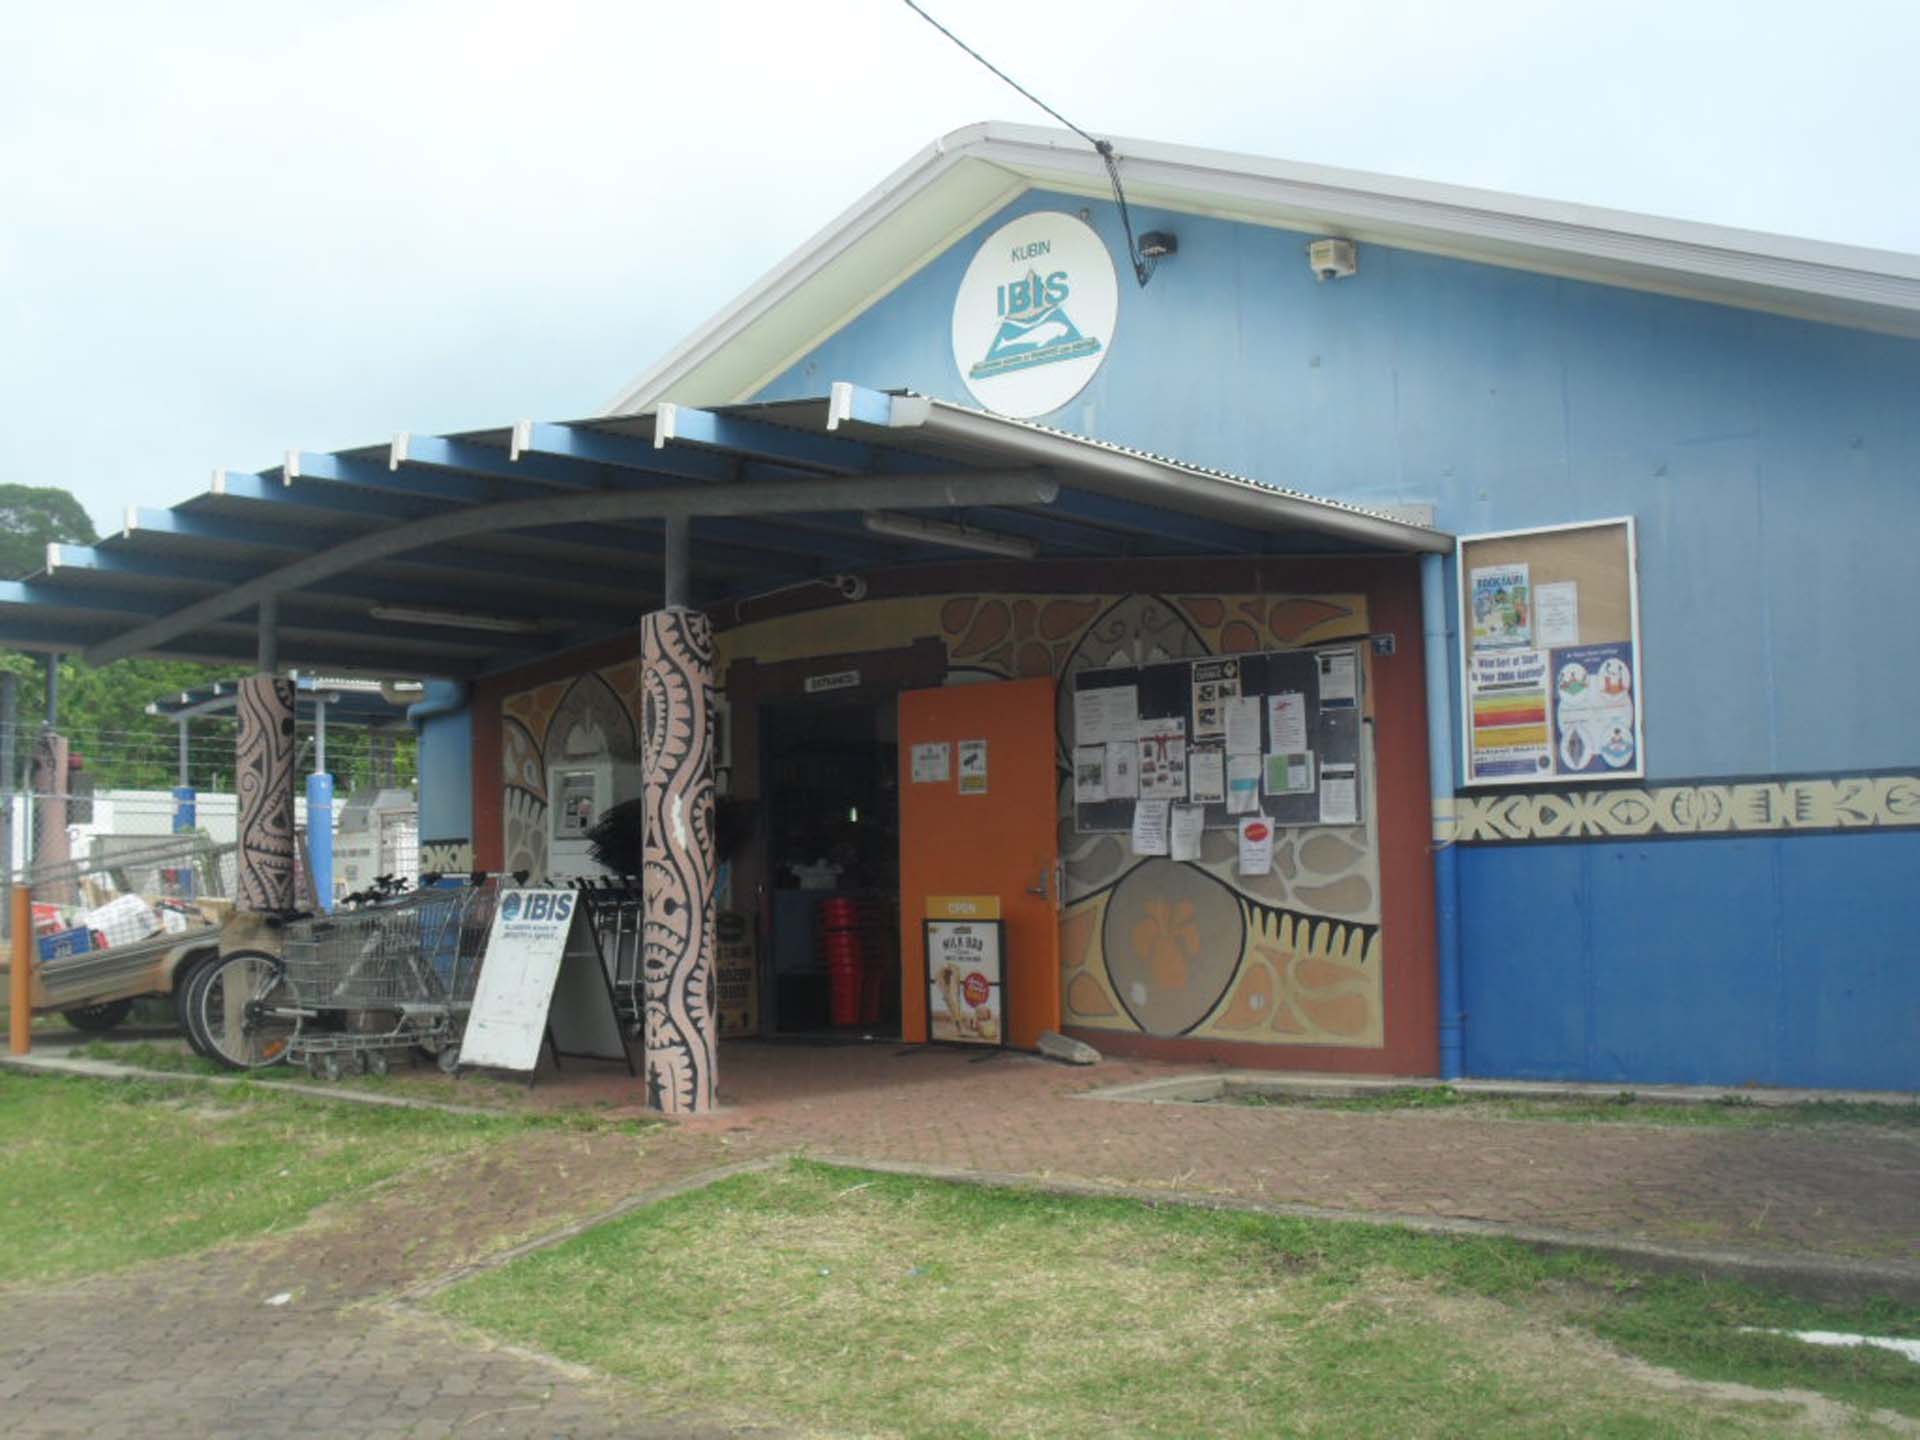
[462,889,629,1075]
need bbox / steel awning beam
[653,402,875,472]
[82,470,1057,667]
[823,382,1454,554]
[42,543,654,625]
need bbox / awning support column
[663,514,692,610]
[639,605,717,1113]
[1420,554,1465,1080]
[236,676,297,913]
[307,698,334,912]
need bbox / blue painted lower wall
[1459,830,1919,1092]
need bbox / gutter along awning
[0,383,1451,679]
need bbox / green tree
[0,484,97,579]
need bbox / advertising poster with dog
[926,917,1003,1047]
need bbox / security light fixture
[861,512,1039,559]
[368,605,542,634]
[1139,230,1178,259]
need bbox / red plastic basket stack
[817,896,863,1027]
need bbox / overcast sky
[5,0,1916,539]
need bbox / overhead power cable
[899,0,1162,286]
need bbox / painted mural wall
[496,588,1394,1055]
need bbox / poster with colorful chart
[1550,641,1636,774]
[1468,648,1551,780]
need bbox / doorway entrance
[760,696,901,1039]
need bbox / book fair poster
[1470,563,1532,649]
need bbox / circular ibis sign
[951,211,1118,419]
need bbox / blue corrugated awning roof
[0,384,1451,679]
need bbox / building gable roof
[607,121,1920,416]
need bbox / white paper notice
[1223,696,1262,755]
[1076,685,1139,744]
[1137,730,1188,800]
[1131,798,1170,856]
[1104,740,1138,799]
[1072,746,1107,804]
[1268,691,1309,752]
[1318,651,1359,708]
[1319,763,1359,825]
[1170,803,1204,861]
[1187,747,1225,805]
[910,742,950,784]
[1237,816,1274,876]
[1226,754,1261,814]
[1536,581,1580,648]
[1265,751,1316,795]
[1190,659,1240,741]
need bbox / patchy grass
[1231,1084,1920,1131]
[436,1160,1920,1438]
[67,1035,577,1112]
[0,1070,633,1286]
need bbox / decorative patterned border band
[1437,771,1920,844]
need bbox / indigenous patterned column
[30,732,71,902]
[235,675,298,913]
[639,607,717,1113]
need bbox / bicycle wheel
[192,950,300,1071]
[174,950,221,1057]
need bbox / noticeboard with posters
[1457,517,1644,786]
[1072,645,1366,831]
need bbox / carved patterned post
[235,675,297,913]
[640,607,717,1113]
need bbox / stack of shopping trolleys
[186,876,502,1077]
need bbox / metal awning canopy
[0,383,1452,678]
[145,674,417,732]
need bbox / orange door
[897,678,1061,1049]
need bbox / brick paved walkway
[697,1043,1920,1264]
[2,1040,1915,1437]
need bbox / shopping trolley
[189,879,501,1077]
[577,879,645,1030]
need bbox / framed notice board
[1072,644,1366,831]
[1457,516,1644,785]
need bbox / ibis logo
[970,267,1101,380]
[501,890,573,925]
[952,211,1118,419]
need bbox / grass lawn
[436,1160,1920,1439]
[66,1034,565,1111]
[0,1071,559,1286]
[1232,1085,1920,1132]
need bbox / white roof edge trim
[607,121,1920,416]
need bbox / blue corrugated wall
[1460,832,1918,1090]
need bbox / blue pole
[306,772,334,912]
[1421,553,1465,1080]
